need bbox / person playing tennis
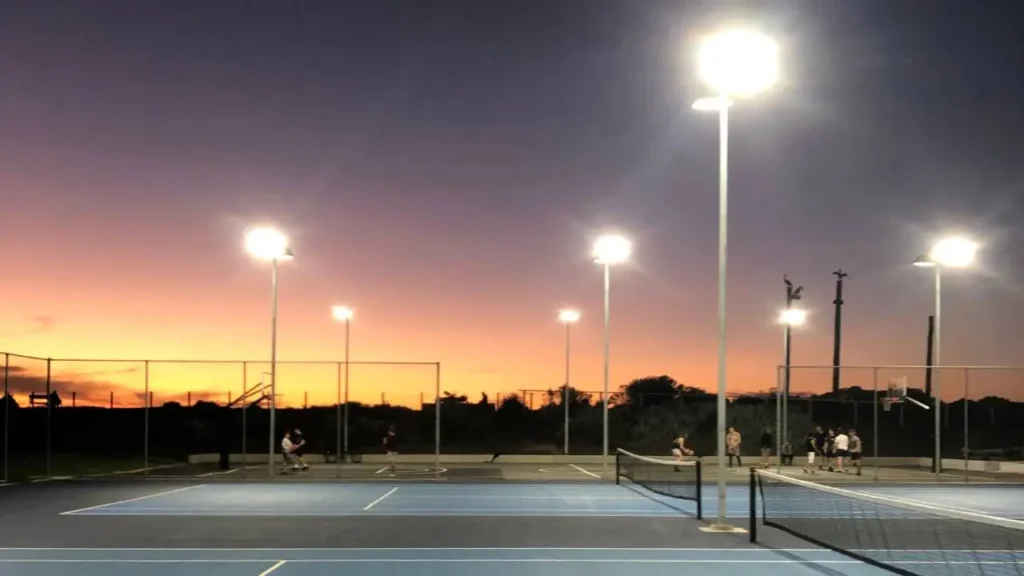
[281,431,301,473]
[671,434,695,471]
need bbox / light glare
[592,234,632,265]
[558,309,581,324]
[929,237,978,268]
[245,227,291,260]
[779,308,807,326]
[697,29,778,96]
[332,306,354,321]
[912,255,937,268]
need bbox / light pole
[332,305,354,470]
[777,307,806,473]
[694,28,778,529]
[913,236,977,474]
[245,227,293,477]
[558,309,581,455]
[592,234,631,476]
[781,276,803,447]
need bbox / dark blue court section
[62,482,743,517]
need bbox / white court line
[363,487,399,510]
[569,464,601,479]
[861,491,1012,516]
[2,559,1017,565]
[375,467,388,475]
[198,468,242,477]
[258,560,287,574]
[60,484,207,515]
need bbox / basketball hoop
[882,397,902,412]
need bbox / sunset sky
[1,1,1023,408]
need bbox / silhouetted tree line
[2,375,1023,471]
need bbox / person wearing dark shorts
[292,428,309,470]
[833,428,849,473]
[383,425,398,477]
[802,430,818,474]
[823,428,836,471]
[848,429,863,475]
[759,428,772,469]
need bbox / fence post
[434,362,441,479]
[2,353,8,483]
[872,367,879,482]
[241,362,247,469]
[45,358,52,479]
[964,368,970,483]
[144,360,150,475]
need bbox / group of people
[668,424,863,476]
[803,426,862,475]
[279,425,400,475]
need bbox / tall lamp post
[781,276,803,446]
[244,227,293,477]
[777,307,806,473]
[332,305,354,470]
[693,29,778,529]
[912,236,977,474]
[592,234,631,476]
[558,309,581,455]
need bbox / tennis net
[615,449,702,519]
[753,469,1024,575]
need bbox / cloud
[0,316,57,340]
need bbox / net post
[695,459,703,520]
[748,467,757,542]
[614,450,620,485]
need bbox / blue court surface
[0,547,903,576]
[5,481,1023,575]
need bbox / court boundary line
[258,560,287,574]
[59,484,207,515]
[198,468,242,477]
[569,464,601,479]
[363,487,399,510]
[0,558,1019,565]
[0,547,1018,552]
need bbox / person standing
[833,428,849,473]
[759,428,773,469]
[726,427,742,468]
[802,429,820,474]
[383,425,398,477]
[848,428,863,476]
[292,428,309,471]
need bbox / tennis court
[1,451,1022,575]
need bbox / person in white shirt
[281,431,301,473]
[833,428,850,473]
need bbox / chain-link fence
[1,354,442,481]
[778,365,1024,477]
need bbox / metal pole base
[699,524,748,534]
